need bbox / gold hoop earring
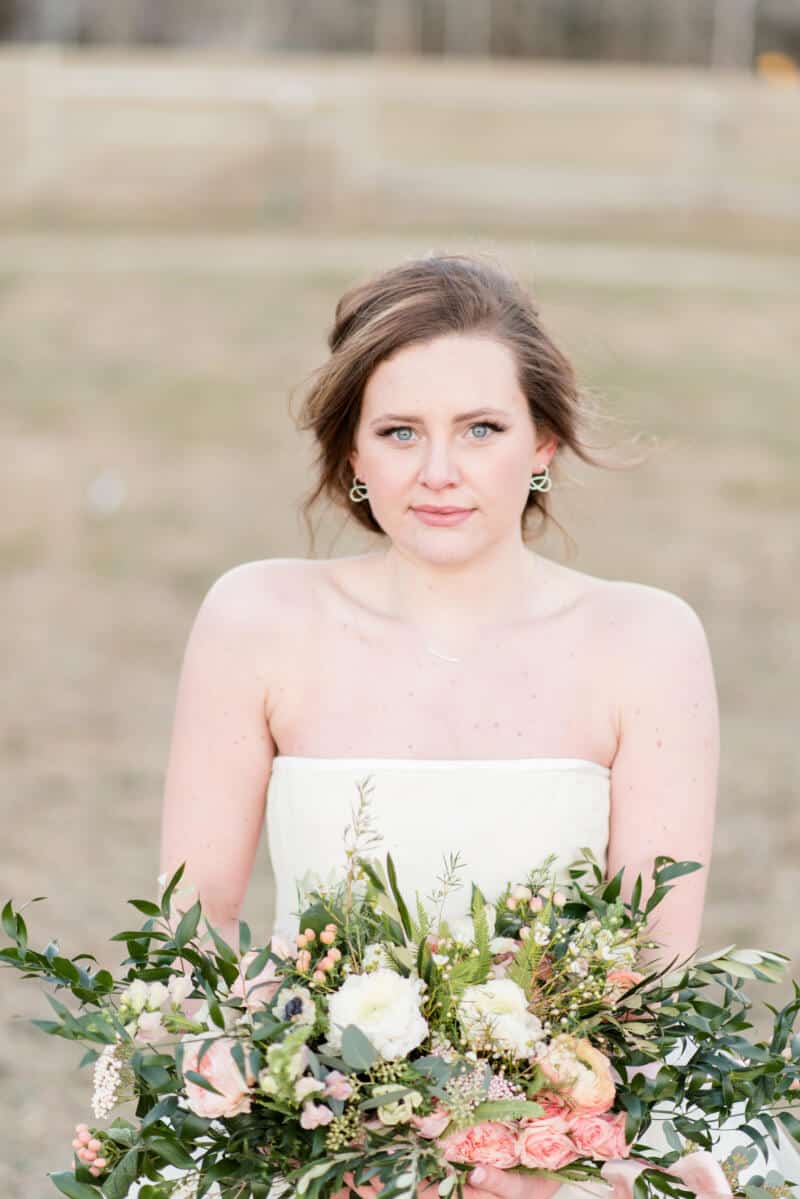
[349,476,369,503]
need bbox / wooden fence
[1,47,798,228]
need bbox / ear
[535,435,559,462]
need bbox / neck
[378,537,543,643]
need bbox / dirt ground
[1,223,798,1196]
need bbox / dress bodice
[265,755,611,940]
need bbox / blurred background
[1,2,799,1195]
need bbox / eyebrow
[369,407,511,427]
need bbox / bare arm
[604,585,720,969]
[159,563,279,952]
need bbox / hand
[339,1167,563,1199]
[465,1166,563,1199]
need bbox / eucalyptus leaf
[341,1024,378,1070]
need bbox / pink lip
[412,507,475,527]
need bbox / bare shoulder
[582,575,715,687]
[194,557,320,636]
[592,577,710,643]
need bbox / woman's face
[349,332,556,563]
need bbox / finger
[466,1166,525,1199]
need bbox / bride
[157,254,721,1199]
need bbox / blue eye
[378,421,505,442]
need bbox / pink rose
[323,1069,354,1101]
[517,1116,580,1170]
[568,1112,631,1160]
[300,1100,334,1129]
[441,1121,519,1168]
[230,945,284,1013]
[535,1091,574,1120]
[411,1105,451,1139]
[537,1035,616,1115]
[668,1150,733,1198]
[181,1035,255,1119]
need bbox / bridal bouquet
[3,781,800,1199]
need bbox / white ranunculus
[457,978,545,1058]
[326,969,428,1061]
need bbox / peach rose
[230,944,285,1013]
[606,970,644,994]
[441,1120,519,1168]
[568,1112,630,1160]
[604,971,646,1016]
[537,1035,616,1115]
[181,1034,255,1119]
[517,1116,579,1170]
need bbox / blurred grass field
[1,50,799,1199]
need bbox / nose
[417,439,462,489]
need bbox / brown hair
[293,251,630,556]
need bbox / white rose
[457,978,544,1058]
[326,969,428,1061]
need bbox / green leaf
[48,1173,101,1199]
[777,1111,800,1146]
[341,1024,378,1070]
[238,920,252,955]
[602,867,625,903]
[386,854,414,940]
[129,899,162,918]
[655,861,702,884]
[1,900,18,942]
[230,1040,249,1083]
[160,863,186,917]
[184,1069,223,1095]
[473,1099,544,1122]
[174,901,202,948]
[244,944,273,979]
[147,1137,198,1170]
[359,1086,415,1110]
[204,921,237,964]
[102,1149,140,1199]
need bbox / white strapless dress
[266,755,611,942]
